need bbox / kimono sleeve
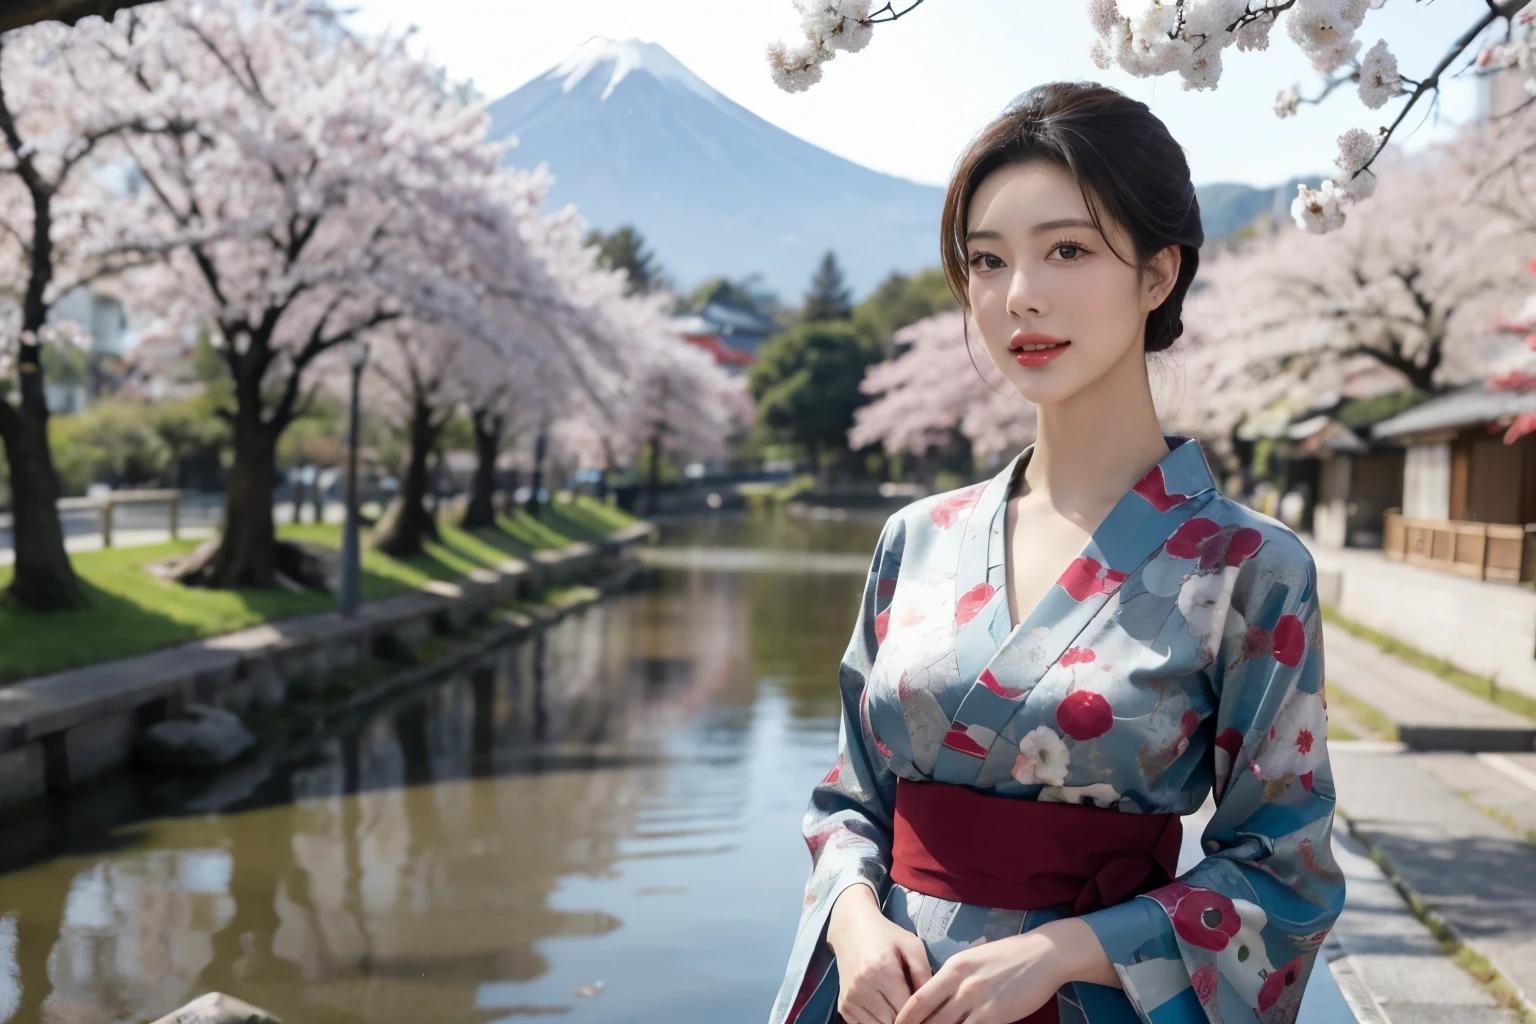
[1080,535,1344,1024]
[767,514,903,1024]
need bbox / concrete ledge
[0,521,653,806]
[1327,626,1536,753]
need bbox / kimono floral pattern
[767,434,1344,1024]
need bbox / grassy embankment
[0,495,637,684]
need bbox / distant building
[42,286,136,414]
[670,300,777,373]
[1371,382,1536,582]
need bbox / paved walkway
[1323,823,1522,1024]
[1331,742,1536,1016]
[1325,626,1536,751]
[1306,538,1536,702]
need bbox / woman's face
[964,159,1177,407]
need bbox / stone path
[1331,742,1536,1017]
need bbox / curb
[300,561,644,729]
[1337,807,1536,1024]
[0,519,657,811]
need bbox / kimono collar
[949,433,1221,693]
[994,432,1219,525]
[936,434,1223,785]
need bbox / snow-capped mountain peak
[546,37,717,104]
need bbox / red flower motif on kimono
[822,759,842,785]
[979,668,1027,699]
[1164,886,1243,951]
[1057,557,1129,601]
[874,608,890,644]
[1271,613,1306,666]
[929,485,985,529]
[1060,646,1096,666]
[1166,519,1266,571]
[1191,963,1219,1003]
[942,722,994,758]
[1056,689,1113,740]
[1133,464,1189,512]
[805,823,841,855]
[1258,956,1305,1012]
[956,582,996,625]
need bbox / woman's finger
[894,971,954,1024]
[869,980,905,1024]
[898,933,934,990]
[838,1003,875,1024]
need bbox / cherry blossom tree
[848,309,1037,466]
[767,0,1535,234]
[91,0,582,586]
[1168,149,1528,440]
[0,17,172,609]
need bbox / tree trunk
[180,414,281,587]
[0,91,84,610]
[462,408,502,530]
[372,396,440,557]
[0,393,83,609]
[524,429,547,517]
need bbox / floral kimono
[768,434,1343,1024]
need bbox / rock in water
[148,991,282,1023]
[139,705,256,770]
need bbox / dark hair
[940,81,1203,355]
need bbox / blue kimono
[768,434,1343,1024]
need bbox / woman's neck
[1018,344,1170,513]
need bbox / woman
[767,83,1343,1024]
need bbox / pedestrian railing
[55,489,183,548]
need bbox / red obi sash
[885,778,1182,1024]
[891,777,1182,913]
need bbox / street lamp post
[338,340,369,616]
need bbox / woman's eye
[969,252,1004,270]
[1053,243,1083,260]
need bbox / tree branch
[865,0,925,23]
[1351,0,1531,183]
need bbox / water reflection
[0,513,882,1023]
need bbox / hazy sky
[343,1,1491,190]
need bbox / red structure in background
[669,302,776,375]
[680,331,755,368]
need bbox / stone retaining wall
[0,521,656,813]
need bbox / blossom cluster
[765,0,875,93]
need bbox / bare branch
[865,0,926,23]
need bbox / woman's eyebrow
[1030,217,1097,234]
[965,217,1098,244]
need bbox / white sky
[343,1,1493,190]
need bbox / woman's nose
[1006,271,1046,319]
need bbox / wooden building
[1371,382,1536,583]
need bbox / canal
[0,513,887,1023]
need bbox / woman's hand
[826,883,934,1024]
[893,917,1115,1024]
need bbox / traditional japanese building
[669,301,777,374]
[1371,382,1536,582]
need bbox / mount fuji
[487,38,1287,302]
[487,38,944,301]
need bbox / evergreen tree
[803,251,853,321]
[585,224,664,295]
